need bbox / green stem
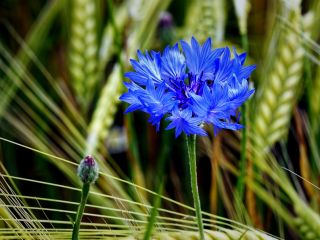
[186,134,205,240]
[143,130,171,240]
[72,183,90,240]
[236,32,249,200]
[241,33,249,53]
[143,181,164,240]
[236,103,247,200]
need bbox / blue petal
[166,108,207,137]
[239,65,256,80]
[161,43,186,81]
[180,37,223,81]
[125,50,162,85]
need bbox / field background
[0,0,320,239]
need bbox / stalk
[72,183,90,240]
[186,134,205,240]
[143,130,172,239]
[236,32,249,200]
[143,182,164,240]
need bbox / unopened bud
[77,155,99,184]
[159,11,173,29]
[158,11,175,45]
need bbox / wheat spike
[152,229,278,240]
[293,200,320,239]
[253,4,310,150]
[86,65,122,155]
[310,66,320,133]
[185,0,226,43]
[233,0,251,35]
[69,0,98,108]
[250,6,320,238]
[0,229,278,240]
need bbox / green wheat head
[86,65,122,155]
[185,0,226,43]
[293,200,320,239]
[69,0,98,109]
[253,3,308,150]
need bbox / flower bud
[77,155,99,184]
[158,11,175,45]
[159,11,173,29]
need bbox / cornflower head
[77,155,99,184]
[120,37,255,137]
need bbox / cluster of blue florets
[120,37,255,137]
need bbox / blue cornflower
[120,37,255,137]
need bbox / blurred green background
[0,0,320,239]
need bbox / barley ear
[253,5,307,151]
[69,0,98,109]
[184,0,226,43]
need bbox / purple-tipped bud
[158,12,175,45]
[159,11,173,28]
[77,155,99,184]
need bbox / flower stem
[236,103,247,199]
[143,130,171,240]
[143,181,164,240]
[186,134,205,240]
[236,32,249,200]
[72,183,90,240]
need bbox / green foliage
[0,0,320,239]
